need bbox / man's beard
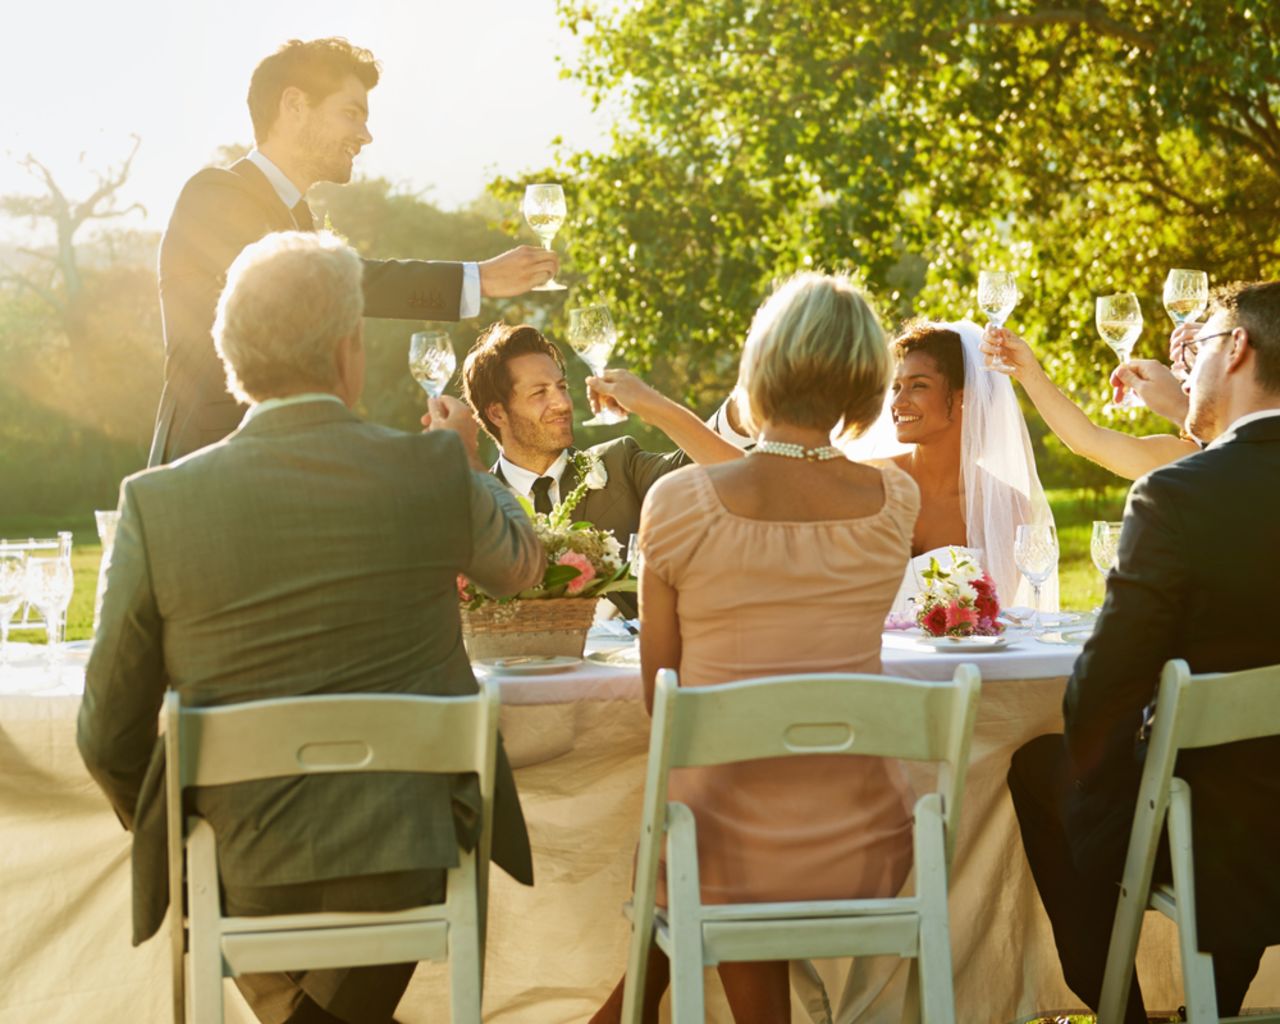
[505,409,574,460]
[1186,379,1222,443]
[298,124,353,185]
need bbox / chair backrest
[162,684,501,935]
[649,665,981,865]
[0,534,69,629]
[1160,659,1280,752]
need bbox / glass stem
[1031,583,1043,636]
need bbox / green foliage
[539,0,1280,421]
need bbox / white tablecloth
[3,635,1278,1023]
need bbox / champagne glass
[567,304,626,426]
[628,532,643,579]
[1163,269,1209,327]
[523,183,568,292]
[25,554,74,665]
[1096,292,1145,410]
[978,270,1018,372]
[1014,523,1058,637]
[409,331,457,399]
[0,551,26,666]
[1089,520,1123,615]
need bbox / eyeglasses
[1173,328,1236,378]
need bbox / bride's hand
[980,325,1038,379]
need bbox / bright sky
[0,0,610,242]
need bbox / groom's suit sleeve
[361,257,464,322]
[1062,470,1188,793]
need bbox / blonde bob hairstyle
[737,271,891,442]
[214,230,364,404]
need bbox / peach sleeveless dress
[639,462,921,904]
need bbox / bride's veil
[842,319,1058,610]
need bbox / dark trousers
[1008,734,1263,1023]
[224,869,446,1024]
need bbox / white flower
[584,456,609,490]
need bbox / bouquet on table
[913,547,1003,638]
[457,451,634,611]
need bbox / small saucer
[473,655,583,676]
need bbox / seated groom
[456,323,739,617]
[78,230,543,1024]
[1008,281,1280,1021]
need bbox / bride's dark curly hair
[893,320,966,418]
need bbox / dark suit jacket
[1062,413,1280,952]
[494,435,689,617]
[80,401,539,944]
[149,159,465,466]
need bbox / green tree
[523,0,1280,436]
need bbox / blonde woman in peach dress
[588,272,921,1024]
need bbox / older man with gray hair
[79,230,543,1024]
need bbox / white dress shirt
[246,149,481,318]
[1206,406,1280,449]
[497,449,571,506]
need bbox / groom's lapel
[560,448,581,495]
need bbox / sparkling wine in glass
[978,270,1018,372]
[409,331,457,399]
[1163,269,1209,327]
[1089,520,1123,614]
[1014,523,1058,637]
[0,551,27,666]
[523,183,568,292]
[1096,292,1145,410]
[567,304,626,426]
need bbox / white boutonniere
[583,455,608,490]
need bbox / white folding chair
[1098,659,1280,1024]
[0,533,70,633]
[621,665,982,1024]
[164,682,501,1024]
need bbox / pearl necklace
[752,440,843,461]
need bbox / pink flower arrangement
[915,549,1004,638]
[556,551,597,595]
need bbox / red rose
[976,592,999,621]
[920,604,949,636]
[945,603,978,635]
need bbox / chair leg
[901,959,922,1024]
[448,923,482,1024]
[665,805,705,1024]
[1166,783,1219,1024]
[914,799,956,1024]
[186,820,225,1024]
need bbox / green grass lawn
[3,486,1131,646]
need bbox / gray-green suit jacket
[494,436,689,618]
[79,400,541,945]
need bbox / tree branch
[0,266,63,313]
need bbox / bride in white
[844,319,1058,616]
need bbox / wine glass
[1163,269,1209,327]
[1095,292,1145,410]
[1089,520,1123,614]
[567,304,626,426]
[978,270,1018,372]
[628,532,643,579]
[523,183,568,292]
[1014,523,1058,637]
[409,331,457,399]
[25,554,74,665]
[0,551,26,666]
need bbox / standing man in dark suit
[81,230,544,1024]
[453,323,743,617]
[1008,280,1280,1022]
[149,36,557,466]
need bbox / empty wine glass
[978,270,1018,372]
[523,183,568,292]
[1163,269,1209,327]
[1096,292,1144,410]
[25,554,74,665]
[567,304,626,426]
[1014,524,1058,637]
[0,551,26,665]
[409,331,457,400]
[1089,520,1123,614]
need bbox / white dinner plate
[917,635,1012,653]
[473,655,583,675]
[586,645,641,667]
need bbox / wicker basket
[460,598,597,660]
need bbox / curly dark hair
[893,321,965,418]
[462,322,566,440]
[248,38,380,144]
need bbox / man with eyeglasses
[1009,280,1280,1022]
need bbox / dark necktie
[531,476,554,515]
[291,199,315,231]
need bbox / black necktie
[531,476,554,515]
[291,199,315,231]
